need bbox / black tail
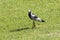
[41,20,45,22]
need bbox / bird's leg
[32,21,36,28]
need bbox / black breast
[28,12,32,19]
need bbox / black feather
[28,12,32,19]
[34,16,38,18]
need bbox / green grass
[0,0,60,40]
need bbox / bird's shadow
[10,27,34,32]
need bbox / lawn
[0,0,60,40]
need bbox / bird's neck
[28,12,32,19]
[29,13,31,16]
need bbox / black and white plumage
[28,10,44,22]
[28,10,44,28]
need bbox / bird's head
[28,10,31,13]
[28,10,31,12]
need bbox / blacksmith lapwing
[28,10,44,28]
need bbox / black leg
[32,21,36,28]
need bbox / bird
[28,10,45,28]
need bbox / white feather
[36,18,42,21]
